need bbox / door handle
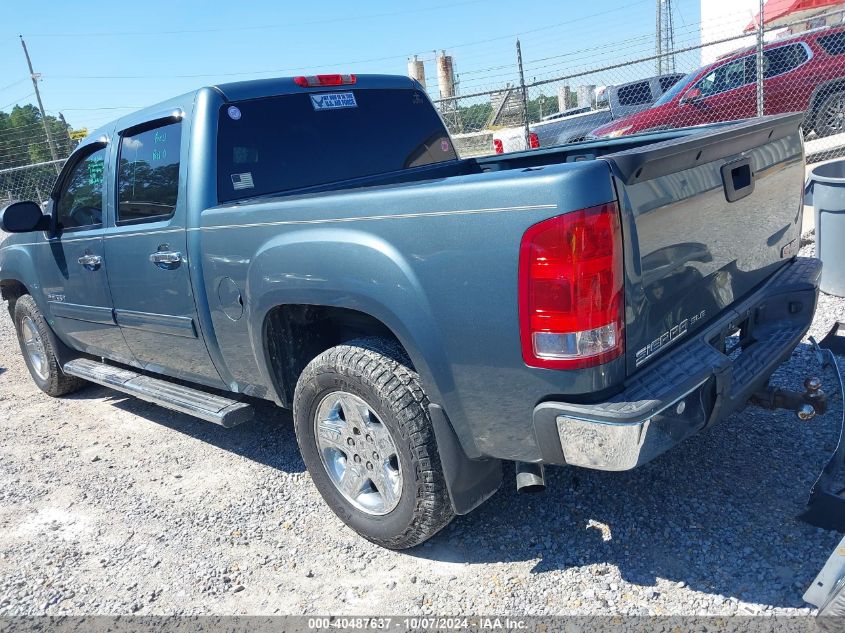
[77,254,102,271]
[149,250,182,269]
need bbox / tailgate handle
[721,158,755,203]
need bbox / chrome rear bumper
[532,257,821,471]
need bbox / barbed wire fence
[434,6,845,159]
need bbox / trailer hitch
[799,326,845,532]
[750,376,828,421]
[745,323,845,531]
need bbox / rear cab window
[216,88,457,203]
[616,81,652,107]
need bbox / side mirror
[0,200,48,233]
[680,87,703,105]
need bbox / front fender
[0,241,42,311]
[0,241,79,365]
[245,227,455,407]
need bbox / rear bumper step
[533,256,822,471]
[63,358,253,428]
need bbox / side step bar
[63,358,254,428]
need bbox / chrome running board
[63,358,253,428]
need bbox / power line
[440,0,654,52]
[0,92,35,111]
[520,10,751,78]
[460,27,683,89]
[50,0,654,81]
[0,77,29,94]
[25,0,490,37]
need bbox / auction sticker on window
[310,92,357,111]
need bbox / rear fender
[246,228,454,411]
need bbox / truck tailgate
[604,113,806,375]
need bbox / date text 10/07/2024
[306,617,528,630]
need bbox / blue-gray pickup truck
[0,74,820,549]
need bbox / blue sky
[1,0,701,132]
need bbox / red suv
[591,25,845,139]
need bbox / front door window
[54,147,106,232]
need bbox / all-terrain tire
[13,294,86,397]
[293,337,455,549]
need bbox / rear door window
[763,43,809,78]
[116,121,182,223]
[216,88,457,203]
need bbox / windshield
[216,88,457,203]
[652,69,699,107]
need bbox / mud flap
[800,327,845,531]
[429,404,502,515]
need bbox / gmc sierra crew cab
[0,74,819,549]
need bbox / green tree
[0,103,76,170]
[456,102,494,133]
[0,103,78,202]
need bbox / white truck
[492,72,684,153]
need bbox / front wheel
[13,295,86,397]
[293,338,455,549]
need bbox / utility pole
[655,0,663,75]
[663,0,676,73]
[20,35,59,169]
[656,0,676,75]
[516,39,530,149]
[755,0,765,117]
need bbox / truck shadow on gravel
[414,342,844,609]
[66,387,306,474]
[61,344,843,609]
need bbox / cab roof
[84,74,417,144]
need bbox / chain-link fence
[435,7,845,160]
[3,6,845,201]
[0,159,63,206]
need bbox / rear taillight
[293,74,357,87]
[518,202,624,369]
[493,139,504,154]
[529,132,540,149]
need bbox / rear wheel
[293,338,455,549]
[813,91,845,138]
[13,295,86,397]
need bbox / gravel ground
[0,234,843,616]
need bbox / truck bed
[199,114,806,463]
